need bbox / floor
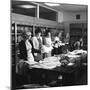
[12,64,87,89]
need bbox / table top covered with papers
[28,49,87,71]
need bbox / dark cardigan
[18,40,41,60]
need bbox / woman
[64,33,70,44]
[74,38,83,50]
[63,33,70,53]
[54,31,63,43]
[52,31,63,55]
[18,31,42,85]
[18,31,40,64]
[32,27,43,61]
[43,30,53,57]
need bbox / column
[37,4,39,19]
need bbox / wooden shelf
[70,23,87,50]
[70,34,82,36]
[11,33,15,34]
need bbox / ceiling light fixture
[19,5,35,8]
[44,3,60,6]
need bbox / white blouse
[54,36,59,42]
[25,40,36,64]
[45,37,52,47]
[42,37,53,53]
[32,36,42,50]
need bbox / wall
[12,11,87,34]
[62,11,88,33]
[63,11,87,22]
[12,13,64,29]
[57,11,64,23]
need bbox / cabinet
[70,23,87,50]
[11,23,16,65]
[82,23,87,50]
[17,24,33,43]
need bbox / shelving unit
[11,23,16,65]
[70,23,87,50]
[82,23,87,50]
[70,23,82,41]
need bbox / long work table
[16,49,87,87]
[27,50,87,86]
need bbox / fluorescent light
[44,3,60,6]
[19,5,35,8]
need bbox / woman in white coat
[32,28,43,61]
[43,30,53,58]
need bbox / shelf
[11,43,15,45]
[11,33,15,35]
[70,23,82,28]
[70,33,82,36]
[70,23,87,36]
[12,54,15,56]
[17,33,22,35]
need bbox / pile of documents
[30,56,61,69]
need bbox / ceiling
[12,0,88,12]
[12,0,37,17]
[12,0,88,20]
[37,2,87,12]
[12,0,57,21]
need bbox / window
[76,14,80,19]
